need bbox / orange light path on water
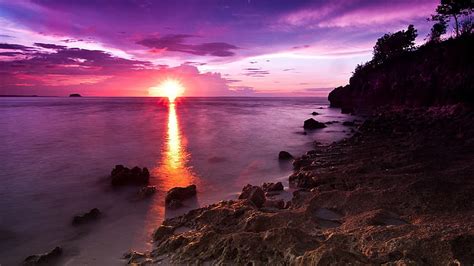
[141,100,200,245]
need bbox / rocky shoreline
[127,105,473,265]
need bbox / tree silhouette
[372,25,417,64]
[428,19,448,43]
[432,0,473,37]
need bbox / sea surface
[0,97,352,265]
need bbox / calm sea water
[0,97,352,265]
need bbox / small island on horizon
[69,93,82,97]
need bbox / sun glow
[148,79,185,102]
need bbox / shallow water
[0,97,352,265]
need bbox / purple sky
[0,0,438,97]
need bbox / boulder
[278,151,293,160]
[110,165,150,186]
[312,111,319,115]
[303,118,326,130]
[165,185,197,208]
[263,199,285,209]
[24,247,62,265]
[138,186,156,198]
[262,182,284,192]
[72,208,101,226]
[289,172,317,188]
[239,184,266,208]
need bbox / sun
[148,79,185,102]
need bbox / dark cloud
[34,43,67,49]
[0,43,35,51]
[0,52,24,56]
[242,67,270,77]
[137,34,238,57]
[283,68,295,71]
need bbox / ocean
[0,97,352,264]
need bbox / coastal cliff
[328,34,474,112]
[128,30,474,266]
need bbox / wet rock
[342,121,355,126]
[165,185,197,208]
[167,199,183,209]
[123,250,152,265]
[138,186,156,198]
[262,182,284,192]
[153,225,175,243]
[289,172,316,188]
[72,208,101,226]
[278,151,293,160]
[111,165,150,186]
[341,107,354,114]
[292,156,313,170]
[24,247,62,265]
[303,118,326,129]
[263,199,285,209]
[311,111,319,115]
[239,184,266,208]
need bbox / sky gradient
[0,0,439,97]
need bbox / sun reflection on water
[142,101,199,243]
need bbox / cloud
[137,34,239,57]
[0,42,250,97]
[0,43,35,51]
[34,42,67,49]
[242,67,270,77]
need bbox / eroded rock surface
[165,185,197,209]
[24,247,62,265]
[110,165,149,186]
[131,106,474,265]
[72,208,101,226]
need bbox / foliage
[431,0,473,37]
[428,19,448,43]
[372,25,417,65]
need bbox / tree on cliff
[428,19,448,43]
[372,25,417,64]
[431,0,473,37]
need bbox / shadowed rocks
[110,165,149,186]
[303,118,326,129]
[239,184,266,208]
[165,185,197,209]
[262,182,284,192]
[72,208,101,226]
[23,247,62,265]
[278,151,293,160]
[137,186,156,199]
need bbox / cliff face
[328,34,474,112]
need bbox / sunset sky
[0,0,439,97]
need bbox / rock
[69,93,81,97]
[278,151,293,160]
[110,165,150,186]
[341,107,354,114]
[262,182,284,192]
[153,225,175,243]
[263,199,285,209]
[303,118,326,129]
[312,111,319,115]
[138,186,156,198]
[72,208,101,225]
[342,121,355,126]
[289,172,316,188]
[24,247,62,265]
[165,185,197,208]
[123,250,151,265]
[239,184,266,208]
[167,199,183,209]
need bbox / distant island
[69,93,82,97]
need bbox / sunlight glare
[148,79,185,102]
